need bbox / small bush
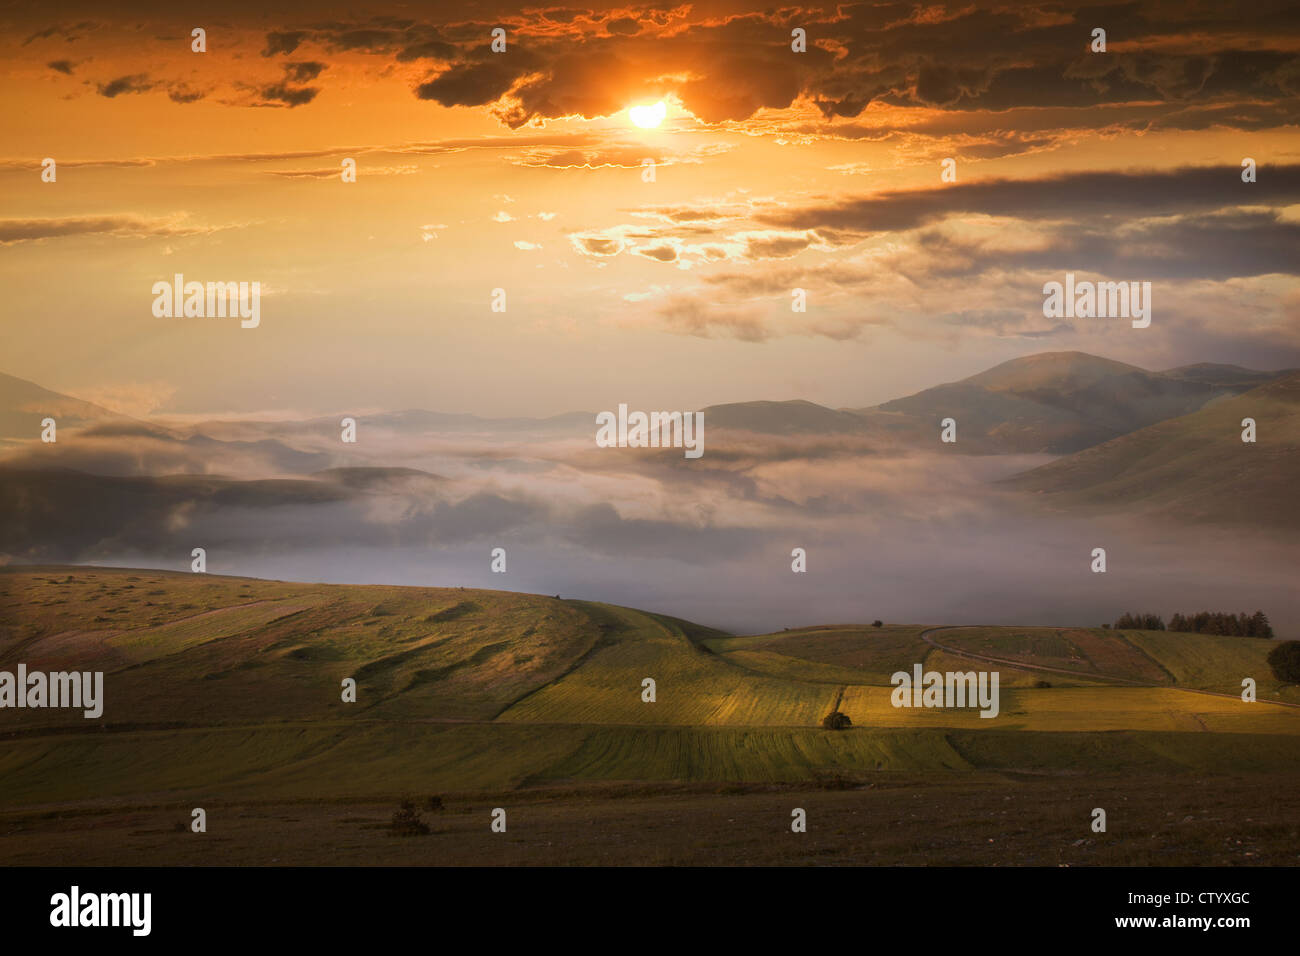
[871,620,883,628]
[424,795,444,812]
[821,710,852,730]
[1267,640,1300,684]
[1034,679,1052,688]
[389,800,430,836]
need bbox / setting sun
[628,100,667,128]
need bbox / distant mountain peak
[964,351,1145,391]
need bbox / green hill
[0,567,599,727]
[0,566,1296,811]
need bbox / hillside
[1161,363,1291,388]
[0,567,603,728]
[699,399,878,436]
[848,351,1288,453]
[6,351,1286,462]
[0,565,1297,869]
[0,371,133,445]
[0,420,333,477]
[1003,371,1300,527]
[2,565,1295,745]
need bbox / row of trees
[1112,610,1274,638]
[1112,612,1166,630]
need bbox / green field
[1,565,1297,865]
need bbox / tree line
[1111,610,1274,638]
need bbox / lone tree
[821,710,852,730]
[1267,641,1300,684]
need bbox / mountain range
[1,351,1297,540]
[1004,369,1300,527]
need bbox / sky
[2,1,1299,418]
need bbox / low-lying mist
[8,428,1293,637]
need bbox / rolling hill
[0,371,133,445]
[6,351,1289,463]
[848,351,1291,453]
[1003,370,1300,527]
[698,399,879,436]
[0,567,1295,802]
[1160,363,1287,388]
[1,566,1297,866]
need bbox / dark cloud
[47,60,74,74]
[384,2,1300,128]
[395,37,458,62]
[323,28,402,53]
[22,22,93,46]
[415,60,531,107]
[1149,101,1300,131]
[262,31,306,57]
[759,165,1300,235]
[605,17,641,36]
[283,61,326,82]
[167,83,205,104]
[894,211,1300,283]
[256,82,319,107]
[23,25,62,44]
[250,61,326,108]
[14,5,1300,130]
[96,74,153,98]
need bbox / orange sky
[3,2,1299,416]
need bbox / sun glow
[629,101,667,128]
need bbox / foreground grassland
[1,566,1297,865]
